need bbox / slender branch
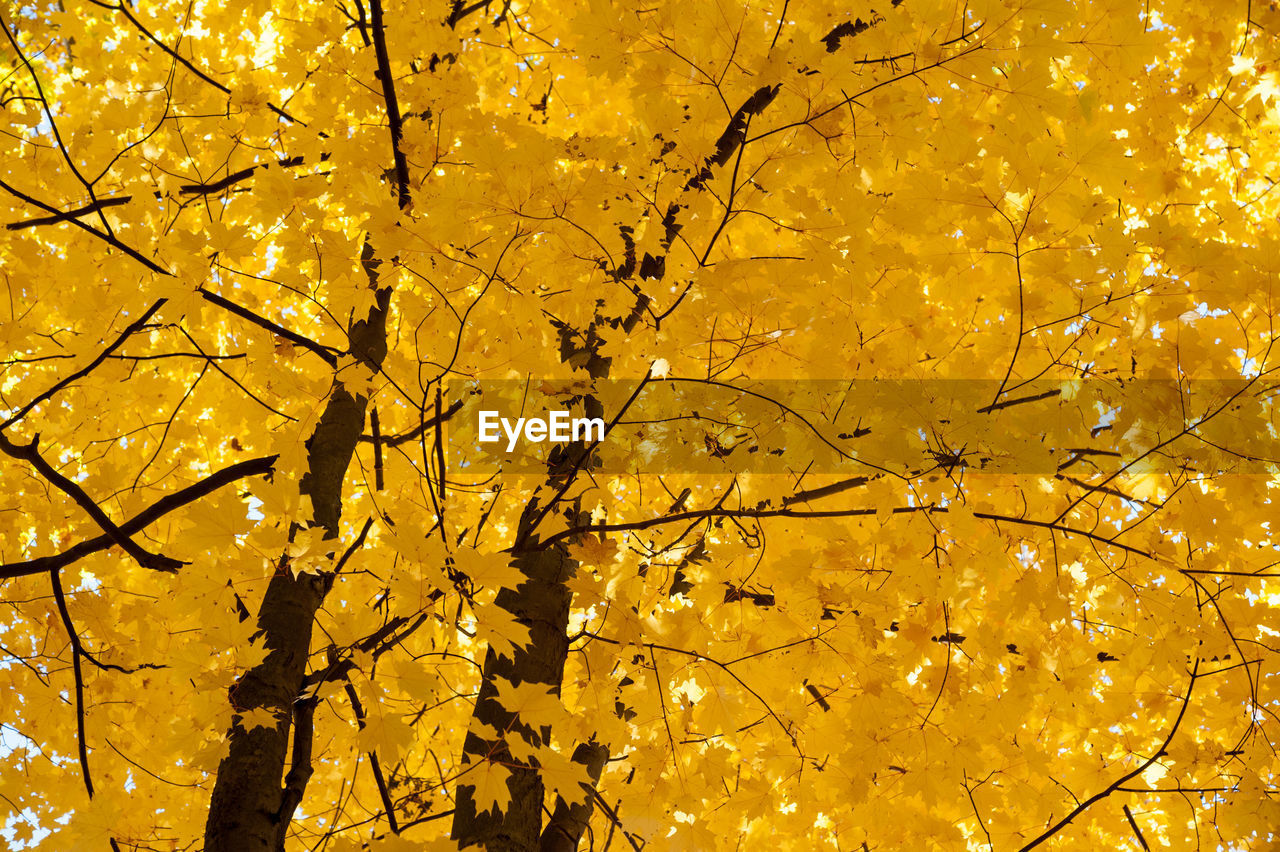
[91,0,307,126]
[358,398,464,446]
[49,569,93,798]
[1050,370,1272,525]
[343,681,401,834]
[591,793,643,852]
[304,612,434,692]
[921,599,951,728]
[434,388,447,506]
[585,632,800,751]
[447,0,492,28]
[0,455,277,580]
[972,511,1152,558]
[0,10,114,236]
[275,695,319,845]
[1180,569,1280,577]
[539,504,1154,557]
[368,0,411,208]
[0,178,171,276]
[2,299,166,430]
[1017,662,1200,851]
[371,407,385,490]
[5,157,326,230]
[745,40,990,145]
[698,110,751,266]
[179,156,317,196]
[195,286,338,366]
[769,0,790,50]
[976,387,1061,414]
[0,431,183,572]
[334,517,376,575]
[782,476,872,506]
[662,377,875,468]
[687,85,780,192]
[963,772,994,851]
[6,196,132,230]
[538,504,935,549]
[1123,804,1150,851]
[0,182,333,365]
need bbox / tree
[2,0,1280,848]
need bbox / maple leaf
[493,679,567,728]
[1244,71,1280,106]
[568,533,618,567]
[5,1,1280,851]
[473,602,534,663]
[535,744,596,807]
[452,546,526,591]
[273,337,297,358]
[238,707,281,733]
[179,490,252,556]
[465,760,514,817]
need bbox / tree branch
[2,299,166,430]
[90,0,307,126]
[275,695,319,847]
[342,681,401,834]
[49,568,94,798]
[537,504,939,550]
[178,155,327,196]
[447,0,492,29]
[592,792,643,852]
[1,180,335,367]
[195,286,339,366]
[539,504,1155,559]
[358,399,464,446]
[369,0,411,208]
[1017,662,1200,851]
[538,740,608,852]
[5,195,133,230]
[0,455,277,580]
[0,177,172,276]
[0,431,184,572]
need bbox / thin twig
[49,569,93,798]
[1018,662,1201,851]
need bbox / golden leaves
[472,602,533,663]
[178,490,252,556]
[238,706,283,732]
[6,0,1280,847]
[466,760,514,817]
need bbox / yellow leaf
[238,707,281,733]
[466,760,513,817]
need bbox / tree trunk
[452,343,611,851]
[539,741,610,852]
[204,0,408,842]
[203,282,391,852]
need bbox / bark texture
[203,283,391,852]
[451,543,578,850]
[204,1,407,845]
[539,741,610,852]
[452,347,611,851]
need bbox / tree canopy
[2,0,1280,849]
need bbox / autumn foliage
[3,0,1280,849]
